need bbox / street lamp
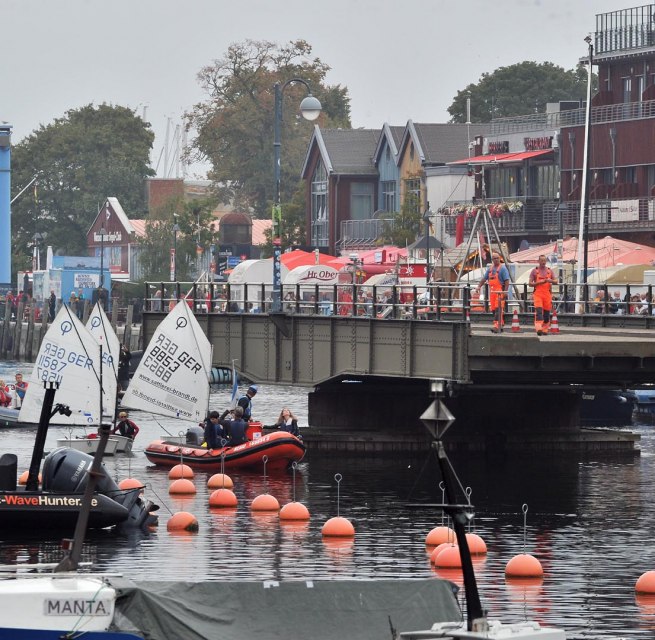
[171,221,180,281]
[272,78,322,312]
[575,35,594,313]
[98,227,106,288]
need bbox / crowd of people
[197,384,302,450]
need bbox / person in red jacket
[0,380,12,407]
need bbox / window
[625,166,636,183]
[534,165,559,199]
[381,180,396,212]
[311,162,328,247]
[403,178,421,213]
[350,182,374,221]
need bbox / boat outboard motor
[0,453,17,491]
[186,425,204,445]
[42,448,159,529]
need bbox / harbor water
[0,359,654,639]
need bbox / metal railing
[337,218,395,251]
[143,281,655,321]
[490,98,655,135]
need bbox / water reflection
[1,360,655,637]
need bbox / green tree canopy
[186,39,351,219]
[137,196,219,282]
[11,104,155,275]
[447,61,594,123]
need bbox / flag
[229,362,239,410]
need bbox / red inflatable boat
[144,430,306,472]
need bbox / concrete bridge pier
[306,379,638,454]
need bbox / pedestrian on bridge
[475,253,510,333]
[529,254,558,336]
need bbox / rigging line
[404,446,438,503]
[93,304,119,380]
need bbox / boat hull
[144,431,305,471]
[0,490,129,529]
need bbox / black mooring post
[25,382,58,492]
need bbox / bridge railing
[143,281,655,320]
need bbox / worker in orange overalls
[475,252,510,333]
[529,254,558,336]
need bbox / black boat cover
[113,578,461,640]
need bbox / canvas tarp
[113,578,461,640]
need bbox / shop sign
[524,136,553,151]
[488,140,509,154]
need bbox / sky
[0,0,644,180]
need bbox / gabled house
[396,121,489,214]
[301,126,381,254]
[87,197,144,282]
[373,123,405,214]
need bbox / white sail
[85,303,119,417]
[121,301,211,422]
[19,306,104,426]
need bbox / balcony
[337,218,395,251]
[595,4,655,55]
[490,98,655,135]
[543,196,655,234]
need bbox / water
[1,359,655,639]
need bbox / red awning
[449,149,554,165]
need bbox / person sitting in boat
[237,385,258,421]
[221,406,248,446]
[271,407,300,437]
[202,410,224,449]
[13,372,28,408]
[0,380,12,408]
[112,411,140,439]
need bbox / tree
[259,180,307,257]
[10,104,154,275]
[137,196,219,282]
[447,61,594,123]
[379,190,422,247]
[186,39,351,220]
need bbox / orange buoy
[505,553,544,578]
[208,473,234,489]
[636,571,655,594]
[18,471,41,485]
[168,464,194,480]
[166,511,199,532]
[425,526,455,547]
[322,516,355,537]
[434,545,462,568]
[209,488,238,508]
[169,478,196,495]
[251,493,280,512]
[465,532,488,555]
[279,501,310,521]
[118,478,144,491]
[429,542,452,565]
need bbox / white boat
[18,305,117,428]
[55,436,120,456]
[122,301,212,429]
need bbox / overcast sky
[0,0,642,179]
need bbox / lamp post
[98,227,106,288]
[423,208,432,287]
[575,35,594,312]
[272,78,321,312]
[171,221,180,281]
